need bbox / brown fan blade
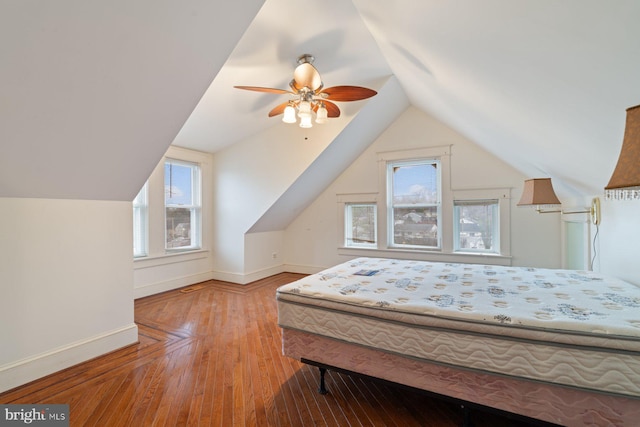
[319,86,377,102]
[321,100,341,118]
[292,62,323,91]
[234,86,292,95]
[268,102,290,117]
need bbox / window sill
[134,249,210,270]
[337,247,512,266]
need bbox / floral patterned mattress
[277,257,640,397]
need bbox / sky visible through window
[165,163,193,205]
[392,163,438,203]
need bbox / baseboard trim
[134,272,215,298]
[282,263,326,275]
[135,264,321,290]
[211,264,327,285]
[211,265,286,285]
[0,323,138,394]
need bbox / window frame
[453,198,500,254]
[164,158,202,252]
[337,193,378,250]
[452,188,511,258]
[386,158,442,250]
[344,202,377,248]
[338,146,512,266]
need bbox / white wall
[210,120,339,282]
[598,199,640,285]
[0,198,137,393]
[283,107,562,271]
[210,76,409,284]
[133,146,215,298]
[244,231,285,280]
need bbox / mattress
[276,257,640,398]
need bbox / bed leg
[318,367,328,395]
[460,404,474,427]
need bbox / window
[387,159,441,249]
[453,199,499,253]
[165,159,201,250]
[133,183,148,257]
[339,147,511,265]
[345,203,377,247]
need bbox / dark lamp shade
[517,178,561,206]
[605,104,640,193]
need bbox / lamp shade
[605,104,640,200]
[299,114,312,128]
[517,178,561,207]
[315,103,328,124]
[282,104,296,124]
[298,100,311,118]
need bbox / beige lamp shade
[605,104,640,200]
[517,178,561,207]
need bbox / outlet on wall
[272,252,277,259]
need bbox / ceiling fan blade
[322,100,340,118]
[234,85,291,95]
[319,86,377,102]
[268,102,290,117]
[292,62,323,91]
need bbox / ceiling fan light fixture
[299,114,312,128]
[298,100,311,118]
[316,103,328,124]
[234,54,378,128]
[282,104,296,124]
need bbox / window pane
[392,163,438,205]
[346,204,376,247]
[455,200,498,252]
[165,162,193,205]
[164,159,201,251]
[166,207,192,248]
[388,159,440,249]
[393,206,438,247]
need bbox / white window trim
[345,203,378,248]
[453,199,500,254]
[165,158,202,252]
[377,146,452,252]
[387,158,442,250]
[337,193,378,249]
[452,188,511,257]
[337,146,512,266]
[134,146,211,271]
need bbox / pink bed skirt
[282,328,640,427]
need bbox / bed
[276,257,640,426]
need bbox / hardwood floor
[1,274,549,426]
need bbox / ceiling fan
[234,54,377,128]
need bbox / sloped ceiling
[248,76,409,233]
[0,1,264,200]
[173,0,640,200]
[353,0,640,197]
[171,0,394,153]
[2,0,640,202]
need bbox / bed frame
[301,358,556,427]
[282,328,640,426]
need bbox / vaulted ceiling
[172,0,640,200]
[3,0,640,201]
